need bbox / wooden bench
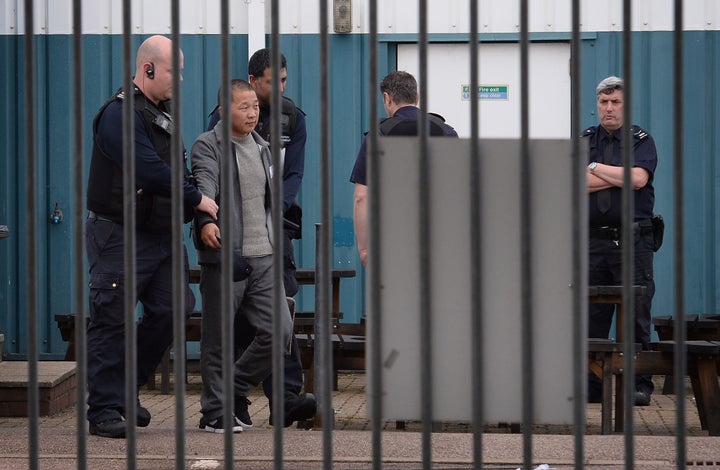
[652,314,720,393]
[295,319,365,393]
[55,314,85,361]
[55,307,366,396]
[54,312,202,393]
[588,339,720,435]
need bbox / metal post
[518,1,534,469]
[71,1,87,468]
[318,0,334,467]
[121,0,138,466]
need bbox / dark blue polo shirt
[586,125,657,226]
[349,106,458,186]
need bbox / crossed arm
[588,164,650,193]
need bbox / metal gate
[12,0,705,469]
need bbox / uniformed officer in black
[584,76,658,406]
[85,35,218,438]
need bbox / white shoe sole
[201,425,243,434]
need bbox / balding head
[134,35,183,104]
[135,35,172,73]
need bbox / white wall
[2,0,718,35]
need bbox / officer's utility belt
[590,219,653,240]
[87,210,119,224]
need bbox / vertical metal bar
[23,0,39,468]
[169,1,187,468]
[570,1,586,469]
[469,1,484,468]
[270,2,286,468]
[218,0,234,464]
[621,0,635,466]
[518,1,533,469]
[673,1,687,468]
[318,1,334,468]
[417,1,433,469]
[121,0,138,466]
[71,1,88,468]
[367,0,382,467]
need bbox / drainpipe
[247,0,266,60]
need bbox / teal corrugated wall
[0,31,718,358]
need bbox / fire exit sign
[461,84,509,101]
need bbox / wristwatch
[587,162,598,172]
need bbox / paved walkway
[1,372,719,469]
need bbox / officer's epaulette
[581,126,597,137]
[113,86,143,102]
[632,125,649,141]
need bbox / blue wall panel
[1,31,719,358]
[0,35,20,357]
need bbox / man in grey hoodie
[191,79,292,433]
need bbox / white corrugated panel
[2,0,718,35]
[0,0,18,34]
[5,0,253,35]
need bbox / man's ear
[248,75,258,87]
[383,92,392,107]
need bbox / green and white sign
[461,84,509,101]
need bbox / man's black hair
[217,79,254,107]
[248,48,288,79]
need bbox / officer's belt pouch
[651,214,664,252]
[137,192,193,233]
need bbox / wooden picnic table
[188,266,356,321]
[588,285,647,342]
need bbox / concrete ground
[1,372,719,469]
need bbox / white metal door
[398,42,571,138]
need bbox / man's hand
[200,223,222,249]
[195,194,219,220]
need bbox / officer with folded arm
[584,76,658,407]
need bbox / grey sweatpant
[199,255,292,420]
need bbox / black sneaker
[270,393,317,427]
[199,415,243,434]
[122,401,151,427]
[234,397,253,429]
[634,391,651,406]
[89,418,126,438]
[137,403,151,427]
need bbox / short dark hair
[217,79,255,106]
[380,71,418,105]
[248,48,288,78]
